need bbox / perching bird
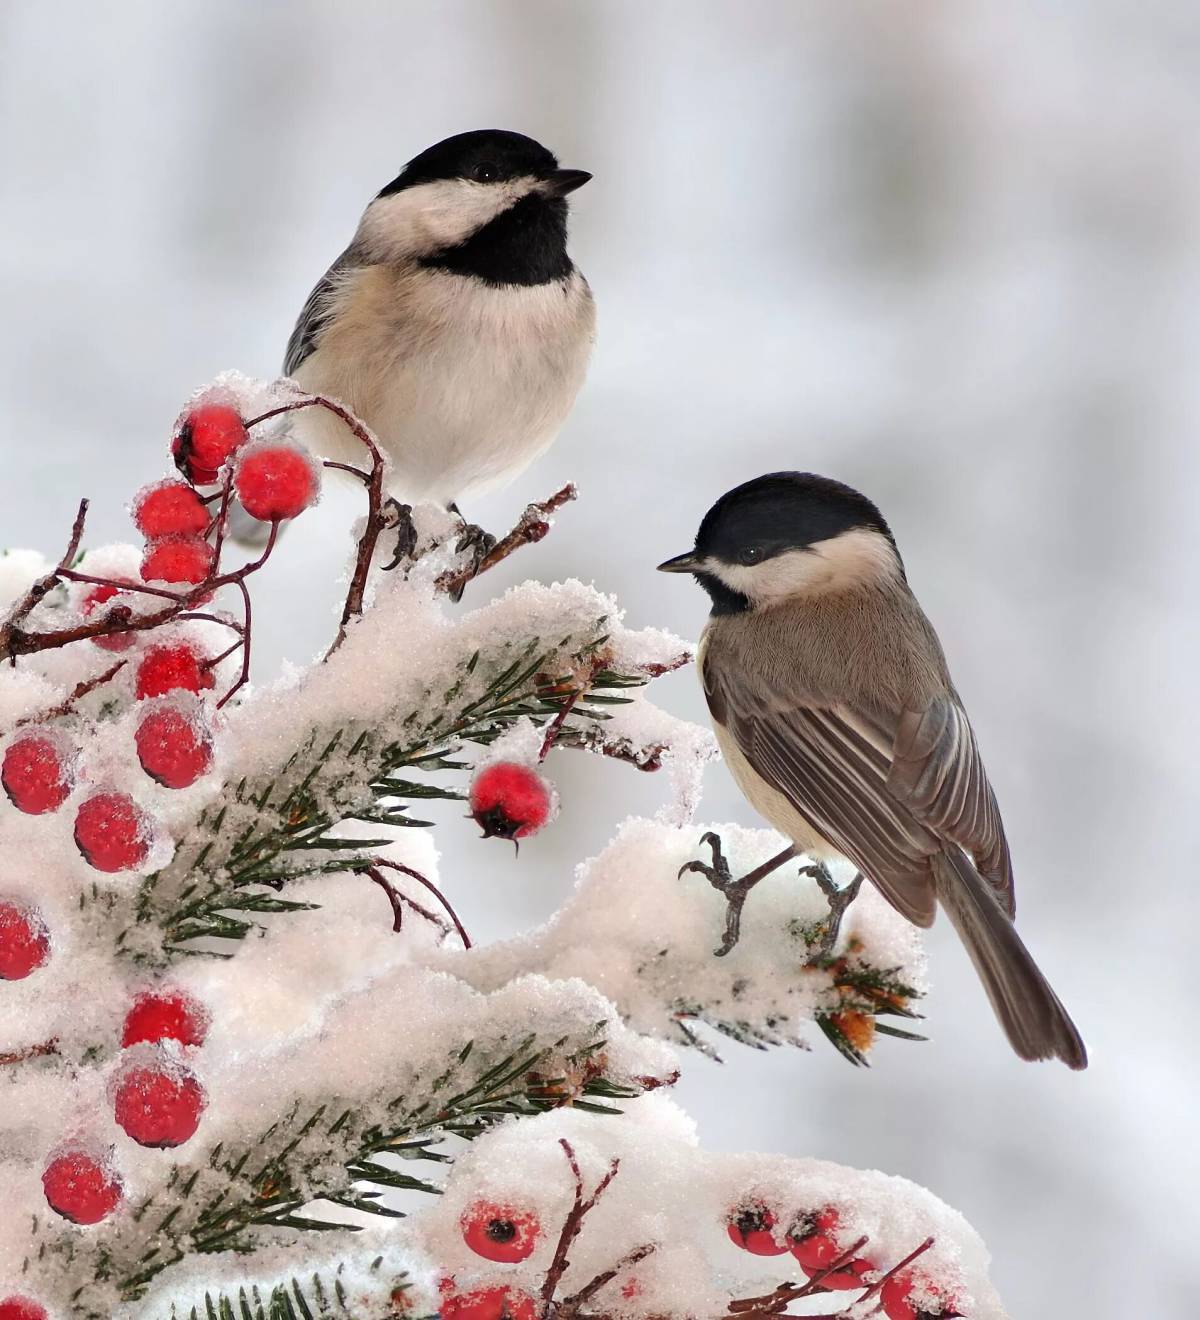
[659,472,1087,1069]
[236,130,594,545]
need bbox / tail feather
[933,850,1088,1070]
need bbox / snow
[0,376,1000,1319]
[434,818,926,1057]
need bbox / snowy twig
[541,1140,622,1310]
[437,483,578,598]
[10,658,127,732]
[0,498,89,662]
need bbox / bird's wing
[703,653,1013,926]
[888,700,1014,914]
[283,247,360,377]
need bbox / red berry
[41,1147,123,1224]
[2,731,74,814]
[74,793,151,872]
[133,480,210,538]
[82,582,137,652]
[122,987,210,1048]
[469,762,555,842]
[460,1201,541,1263]
[0,1296,49,1320]
[113,1062,206,1148]
[135,642,215,701]
[727,1203,787,1256]
[173,403,248,485]
[135,704,213,789]
[881,1271,962,1320]
[439,1286,538,1320]
[141,535,214,585]
[234,442,320,522]
[0,902,50,980]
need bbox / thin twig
[437,484,578,598]
[244,395,388,655]
[541,1140,621,1309]
[0,499,89,661]
[0,1038,59,1066]
[362,864,450,937]
[560,1241,657,1311]
[368,857,471,949]
[11,659,127,732]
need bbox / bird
[236,130,595,547]
[658,471,1087,1069]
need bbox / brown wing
[704,652,1014,927]
[888,700,1014,915]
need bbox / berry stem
[363,857,472,949]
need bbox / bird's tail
[932,849,1088,1070]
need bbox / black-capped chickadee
[236,130,594,545]
[659,472,1087,1070]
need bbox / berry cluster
[41,986,211,1230]
[726,1200,962,1318]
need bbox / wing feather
[703,641,1014,925]
[283,247,360,377]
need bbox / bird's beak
[543,168,592,197]
[657,551,702,574]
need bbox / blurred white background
[1,2,1196,1315]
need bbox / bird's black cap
[379,129,569,196]
[658,472,900,597]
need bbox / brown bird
[659,471,1087,1069]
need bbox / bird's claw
[448,521,498,602]
[677,830,733,888]
[802,866,864,959]
[381,499,418,572]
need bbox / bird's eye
[740,546,764,566]
[471,161,500,183]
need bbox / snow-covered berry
[41,1148,123,1224]
[132,480,210,538]
[122,987,210,1048]
[173,403,248,485]
[439,1285,538,1320]
[233,441,320,522]
[141,535,214,585]
[469,762,556,842]
[135,641,215,701]
[2,730,74,814]
[460,1202,541,1263]
[135,703,213,789]
[0,902,50,980]
[727,1202,787,1256]
[73,793,151,872]
[881,1270,962,1320]
[0,1296,49,1320]
[82,582,137,652]
[113,1062,206,1148]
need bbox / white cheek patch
[710,529,899,604]
[357,177,540,261]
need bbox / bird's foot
[679,832,799,957]
[803,865,864,959]
[380,498,418,572]
[448,519,498,603]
